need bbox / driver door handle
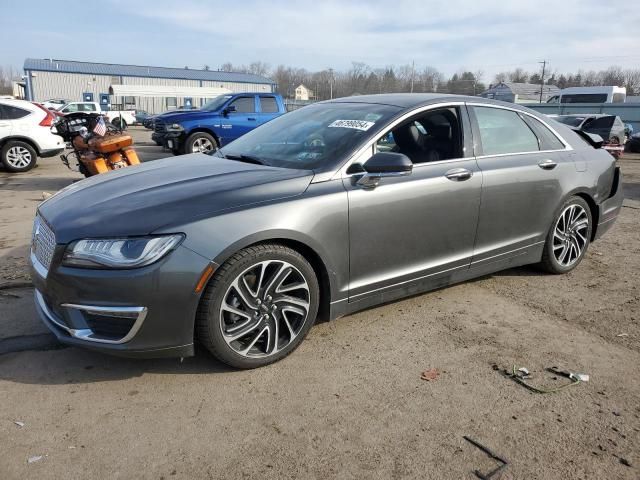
[538,159,557,170]
[247,117,257,121]
[445,168,473,181]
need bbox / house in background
[294,84,314,101]
[479,82,560,104]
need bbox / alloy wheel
[219,260,310,358]
[6,146,33,169]
[553,204,589,267]
[191,138,214,153]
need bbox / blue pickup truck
[155,93,286,155]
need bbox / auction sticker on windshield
[328,119,375,131]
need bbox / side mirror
[352,152,413,189]
[223,105,237,116]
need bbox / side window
[473,106,539,155]
[79,103,97,112]
[375,107,463,163]
[63,103,78,113]
[0,105,30,120]
[230,97,255,113]
[259,96,278,113]
[521,115,565,151]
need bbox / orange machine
[75,133,140,176]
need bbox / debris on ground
[619,458,632,467]
[420,368,440,382]
[41,192,53,200]
[616,333,629,337]
[496,365,587,394]
[14,421,24,428]
[27,455,44,464]
[463,435,509,479]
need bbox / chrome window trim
[334,100,574,179]
[465,102,573,155]
[336,101,468,179]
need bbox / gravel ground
[0,131,638,479]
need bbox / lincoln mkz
[30,94,623,368]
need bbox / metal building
[23,58,276,114]
[479,82,560,104]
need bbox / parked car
[42,98,70,110]
[551,114,626,144]
[0,99,65,172]
[56,102,136,130]
[30,94,623,368]
[134,110,151,125]
[156,93,286,154]
[626,132,640,153]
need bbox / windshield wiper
[220,153,267,166]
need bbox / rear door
[257,95,280,126]
[0,104,14,141]
[220,96,258,144]
[469,104,570,267]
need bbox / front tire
[540,196,592,274]
[185,132,217,154]
[196,244,320,369]
[1,141,37,172]
[111,118,127,130]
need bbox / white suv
[0,99,65,172]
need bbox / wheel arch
[572,191,599,241]
[0,136,41,155]
[209,234,334,323]
[186,128,220,147]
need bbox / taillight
[32,102,55,127]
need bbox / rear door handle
[445,168,473,181]
[538,159,557,170]
[247,117,257,121]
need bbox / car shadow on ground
[0,174,78,192]
[0,344,236,385]
[622,181,640,201]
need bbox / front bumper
[30,244,212,358]
[40,147,65,158]
[163,131,185,152]
[594,167,624,240]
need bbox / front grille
[32,215,56,271]
[154,122,166,133]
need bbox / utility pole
[539,60,547,103]
[410,60,415,93]
[328,68,334,99]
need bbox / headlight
[167,123,184,131]
[62,235,184,268]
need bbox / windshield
[554,116,586,127]
[217,103,401,171]
[201,95,233,112]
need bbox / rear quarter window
[0,104,30,120]
[522,115,565,150]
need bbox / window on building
[473,106,539,155]
[123,96,136,108]
[259,96,278,113]
[229,96,255,113]
[166,97,178,109]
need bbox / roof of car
[322,93,534,110]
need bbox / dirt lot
[1,130,638,479]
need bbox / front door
[219,96,258,144]
[345,106,482,303]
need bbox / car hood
[157,110,215,123]
[39,154,314,243]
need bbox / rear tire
[196,244,320,369]
[539,196,592,274]
[185,132,217,154]
[1,140,37,172]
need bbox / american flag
[93,116,107,136]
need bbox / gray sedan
[30,94,623,368]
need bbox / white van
[547,86,626,104]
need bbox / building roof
[482,82,560,97]
[23,58,275,85]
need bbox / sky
[2,0,640,82]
